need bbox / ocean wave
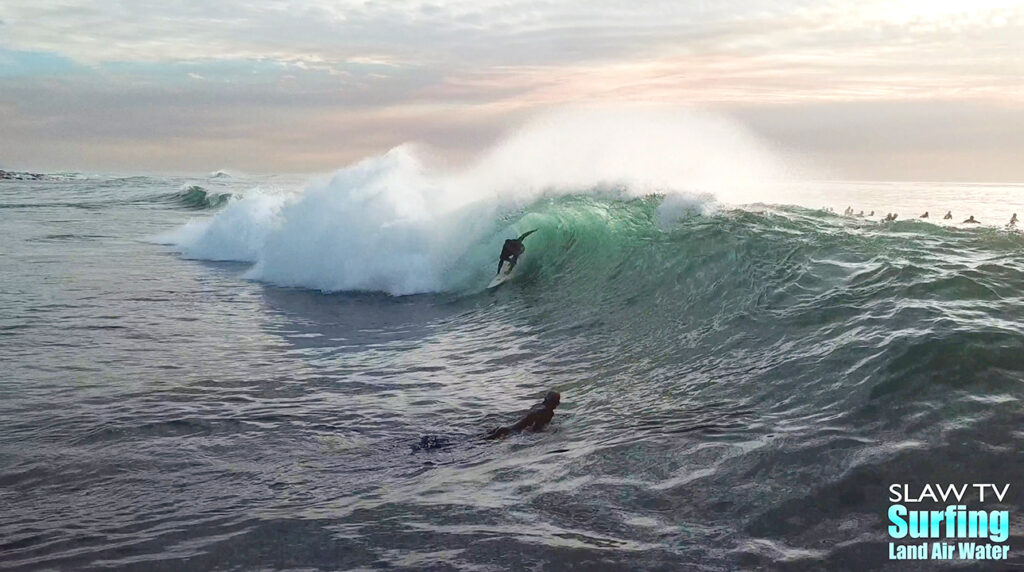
[168,185,233,209]
[158,108,791,295]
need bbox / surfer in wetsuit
[963,215,980,224]
[1008,213,1018,227]
[944,211,953,220]
[485,391,560,440]
[496,229,538,274]
[411,390,561,452]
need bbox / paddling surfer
[485,391,561,440]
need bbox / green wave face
[479,192,1024,414]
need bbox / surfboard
[488,265,515,288]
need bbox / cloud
[1,1,1021,108]
[1,1,1019,70]
[1,1,1023,177]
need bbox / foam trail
[162,106,794,295]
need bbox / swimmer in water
[920,211,929,218]
[943,211,953,220]
[496,229,538,275]
[963,215,980,224]
[485,391,561,440]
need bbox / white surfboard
[488,265,515,288]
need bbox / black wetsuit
[485,391,560,440]
[497,239,525,274]
[496,230,537,274]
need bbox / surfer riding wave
[497,229,537,275]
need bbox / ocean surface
[2,163,1024,570]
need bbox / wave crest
[160,107,791,295]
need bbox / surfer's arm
[508,416,533,432]
[484,406,553,440]
[484,411,535,440]
[510,405,550,431]
[517,229,538,242]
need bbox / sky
[1,0,1023,181]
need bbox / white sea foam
[161,106,793,295]
[154,188,289,262]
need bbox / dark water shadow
[256,284,473,355]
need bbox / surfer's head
[543,391,561,409]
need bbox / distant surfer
[920,211,929,219]
[485,391,561,440]
[496,229,538,275]
[1008,213,1018,227]
[963,215,980,224]
[943,211,953,220]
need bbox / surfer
[963,215,980,224]
[1008,213,1018,227]
[485,391,561,440]
[920,211,929,219]
[496,229,538,275]
[943,211,953,220]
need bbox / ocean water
[3,154,1024,570]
